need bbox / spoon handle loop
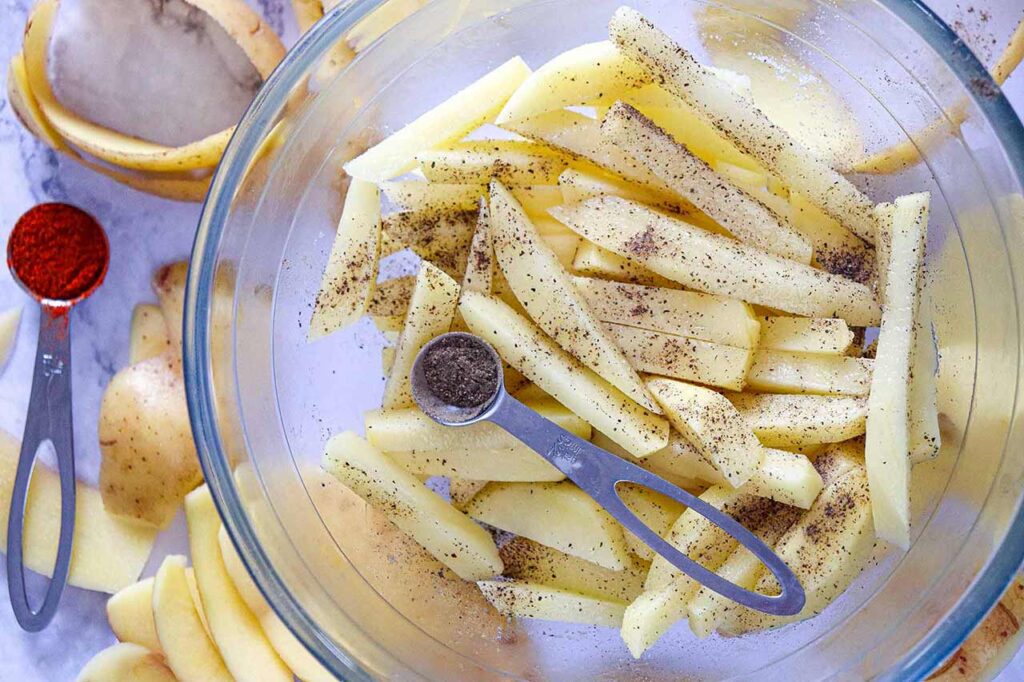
[487,392,805,617]
[7,311,76,632]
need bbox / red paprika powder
[7,203,109,303]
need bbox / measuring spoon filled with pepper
[411,332,806,617]
[5,203,110,631]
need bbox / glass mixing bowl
[183,0,1024,678]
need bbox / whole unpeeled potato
[99,353,201,528]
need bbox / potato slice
[604,323,753,391]
[382,209,477,279]
[368,275,416,318]
[418,140,571,185]
[153,555,232,682]
[790,191,876,284]
[344,56,531,181]
[608,7,878,244]
[107,578,160,653]
[501,536,647,602]
[324,432,502,579]
[574,276,760,348]
[491,181,657,411]
[647,378,764,486]
[381,262,460,409]
[618,483,685,562]
[601,102,812,262]
[551,197,881,325]
[128,304,170,363]
[76,643,175,682]
[559,167,677,210]
[449,478,489,510]
[477,580,626,627]
[385,447,564,482]
[511,184,568,220]
[381,181,485,213]
[467,481,630,570]
[0,306,20,369]
[908,309,940,464]
[185,487,292,682]
[729,393,868,447]
[365,398,590,454]
[461,200,494,294]
[572,241,678,288]
[459,292,668,456]
[759,316,854,354]
[497,41,649,123]
[747,350,873,396]
[309,179,381,339]
[866,193,928,548]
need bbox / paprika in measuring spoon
[5,203,110,632]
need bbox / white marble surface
[0,0,1022,679]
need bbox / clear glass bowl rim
[183,1,1024,679]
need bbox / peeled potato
[0,306,21,369]
[76,643,176,682]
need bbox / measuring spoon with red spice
[5,203,109,631]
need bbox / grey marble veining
[0,0,1023,679]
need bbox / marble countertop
[0,0,1022,679]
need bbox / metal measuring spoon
[411,332,805,616]
[5,203,109,631]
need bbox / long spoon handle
[487,391,805,617]
[7,310,76,632]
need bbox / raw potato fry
[476,580,626,628]
[500,536,647,602]
[461,200,494,294]
[129,304,170,363]
[541,232,581,269]
[309,179,382,339]
[759,316,854,354]
[385,447,564,482]
[511,184,570,219]
[572,241,679,288]
[449,478,489,510]
[368,275,415,318]
[573,276,760,348]
[466,481,631,570]
[729,393,868,447]
[601,102,812,263]
[747,350,873,396]
[908,311,940,464]
[344,56,531,181]
[380,181,485,213]
[417,140,571,185]
[647,377,764,487]
[490,182,657,411]
[866,193,928,548]
[497,41,649,124]
[381,262,460,409]
[605,323,753,391]
[790,191,876,284]
[76,643,176,682]
[381,209,477,278]
[550,197,881,325]
[323,432,502,580]
[459,291,668,457]
[559,167,678,211]
[107,578,161,652]
[152,555,232,682]
[608,7,878,244]
[185,487,292,682]
[618,483,685,562]
[0,306,20,369]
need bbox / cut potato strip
[381,181,485,213]
[559,167,679,211]
[541,233,581,269]
[185,487,292,682]
[449,478,489,510]
[460,292,668,457]
[573,276,760,348]
[367,275,416,318]
[309,179,381,339]
[0,429,157,593]
[477,580,626,628]
[364,399,590,454]
[729,393,868,447]
[647,378,764,487]
[107,578,161,652]
[497,41,649,124]
[511,185,565,219]
[490,182,658,411]
[466,481,630,570]
[618,483,685,562]
[344,56,531,181]
[324,432,502,579]
[500,536,647,603]
[572,241,679,288]
[790,192,876,284]
[866,193,928,548]
[77,642,176,682]
[747,350,873,396]
[620,579,693,658]
[601,102,812,262]
[381,209,477,278]
[608,7,878,244]
[908,309,940,464]
[385,447,563,482]
[418,140,571,185]
[129,304,170,364]
[551,197,881,325]
[381,262,460,409]
[759,316,854,354]
[461,200,494,294]
[605,323,753,391]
